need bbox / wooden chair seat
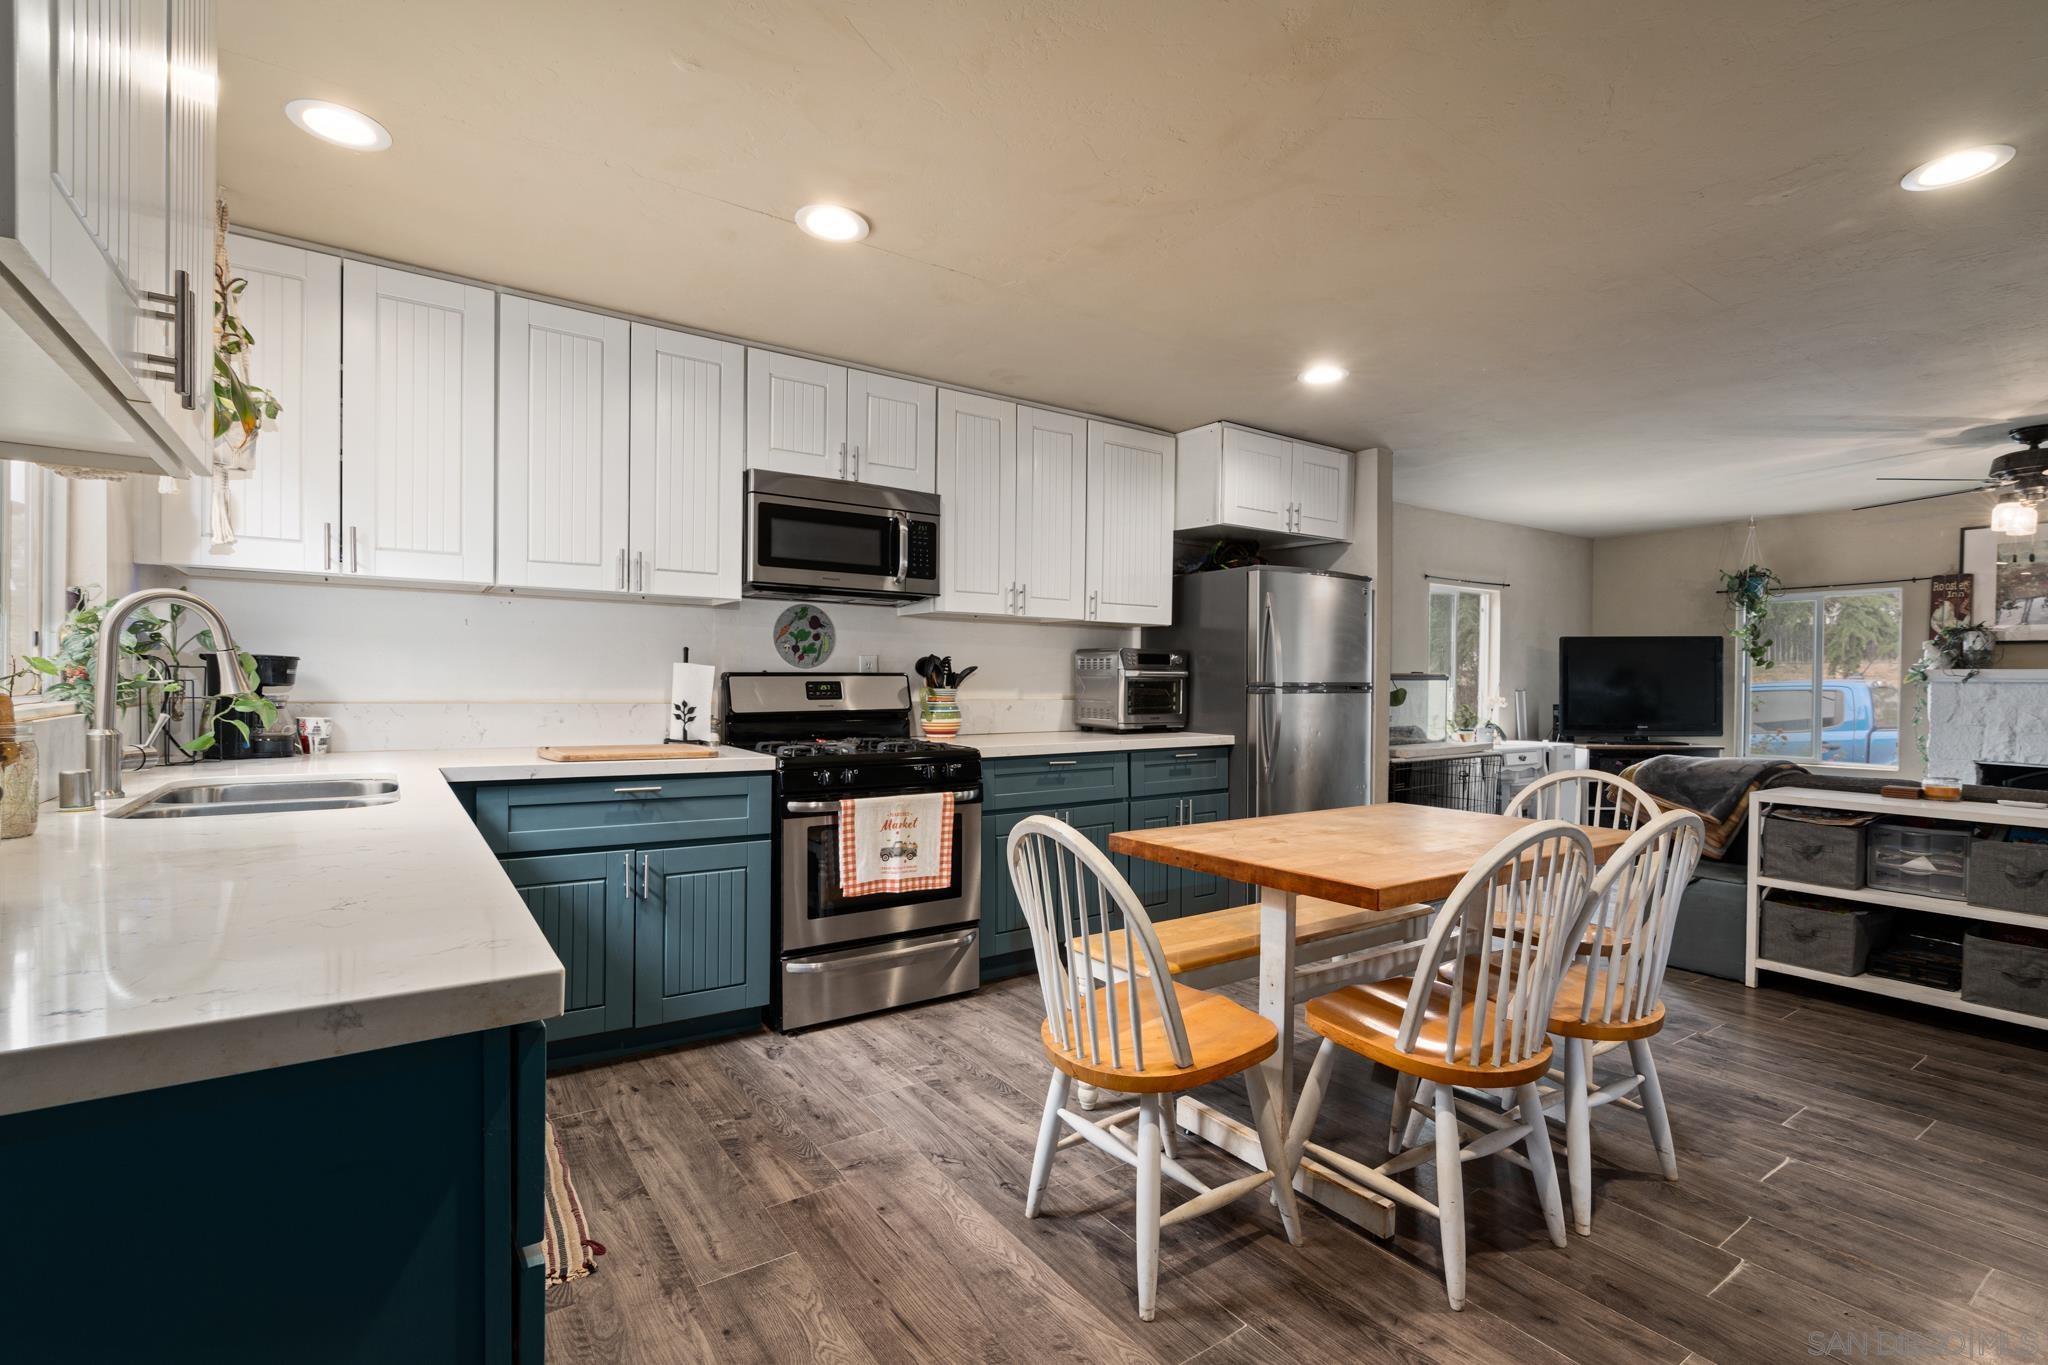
[1041,980,1277,1093]
[1304,976,1555,1088]
[1548,963,1667,1042]
[1073,898,1425,977]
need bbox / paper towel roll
[669,663,716,743]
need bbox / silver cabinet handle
[616,548,626,590]
[837,440,848,478]
[1017,583,1027,615]
[850,442,861,481]
[139,269,195,405]
[784,930,977,973]
[636,550,646,592]
[613,785,663,795]
[640,853,652,899]
[323,522,333,570]
[1173,751,1201,759]
[1087,589,1099,619]
[1005,583,1015,612]
[350,525,360,573]
[1047,759,1078,767]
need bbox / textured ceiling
[217,0,2048,536]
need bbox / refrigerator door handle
[1253,694,1280,816]
[1259,590,1281,685]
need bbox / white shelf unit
[1746,786,2048,1032]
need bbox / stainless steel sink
[111,777,400,819]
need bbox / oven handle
[784,929,978,973]
[784,787,979,814]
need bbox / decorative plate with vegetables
[773,604,835,669]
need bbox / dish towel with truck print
[838,791,956,898]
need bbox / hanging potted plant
[1719,563,1780,669]
[212,265,281,453]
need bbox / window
[1427,581,1500,732]
[2,460,67,696]
[1741,587,1903,768]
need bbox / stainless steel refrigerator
[1145,566,1373,816]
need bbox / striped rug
[543,1120,605,1285]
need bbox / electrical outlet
[858,654,878,673]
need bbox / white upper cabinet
[158,235,341,571]
[0,0,217,476]
[1014,406,1088,621]
[746,350,936,493]
[746,349,846,480]
[630,325,746,601]
[1218,426,1293,534]
[846,369,937,493]
[1176,422,1354,545]
[496,298,630,593]
[905,390,1016,618]
[1085,420,1175,626]
[1289,439,1353,541]
[339,262,497,584]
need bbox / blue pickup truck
[1748,679,1900,766]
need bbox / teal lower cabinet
[501,850,635,1040]
[634,840,773,1025]
[469,775,774,1053]
[0,1023,547,1364]
[978,748,1234,976]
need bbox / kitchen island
[0,744,772,1364]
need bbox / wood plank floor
[544,969,2048,1364]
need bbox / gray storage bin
[1967,839,2048,917]
[1760,810,1869,889]
[1961,925,2048,1017]
[1759,891,1895,976]
[1866,820,1971,901]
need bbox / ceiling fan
[1858,422,2048,534]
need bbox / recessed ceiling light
[1298,362,1347,386]
[1899,144,2014,191]
[284,99,391,151]
[793,203,870,242]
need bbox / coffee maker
[202,653,301,760]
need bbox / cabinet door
[1180,792,1239,917]
[339,262,496,583]
[496,297,630,592]
[635,841,772,1025]
[155,0,214,465]
[44,0,170,401]
[500,850,634,1040]
[846,369,936,493]
[930,389,1015,616]
[159,235,341,570]
[746,349,846,479]
[1014,406,1088,621]
[1291,441,1352,542]
[1124,795,1184,921]
[983,802,1129,961]
[1220,426,1292,534]
[1084,420,1175,626]
[630,325,745,600]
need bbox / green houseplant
[1719,564,1780,669]
[213,266,282,449]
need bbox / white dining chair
[1008,815,1302,1322]
[1543,808,1704,1232]
[1507,768,1660,830]
[1281,821,1601,1309]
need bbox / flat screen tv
[1558,636,1723,740]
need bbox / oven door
[1120,674,1187,724]
[779,795,982,952]
[748,490,935,599]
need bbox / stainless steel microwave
[744,471,940,602]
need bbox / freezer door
[1248,688,1372,815]
[1251,570,1371,687]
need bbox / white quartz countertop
[0,744,774,1117]
[963,730,1237,758]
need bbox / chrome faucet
[88,588,254,802]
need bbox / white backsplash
[299,692,1076,751]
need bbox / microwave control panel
[905,521,938,580]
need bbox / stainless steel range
[721,672,983,1031]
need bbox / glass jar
[0,725,39,839]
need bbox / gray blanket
[1627,755,1806,824]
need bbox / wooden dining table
[1109,802,1632,1237]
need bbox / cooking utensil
[952,665,978,687]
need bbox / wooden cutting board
[538,743,722,762]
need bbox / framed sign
[1962,524,2048,640]
[1929,572,1973,632]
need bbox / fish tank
[1389,673,1450,744]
